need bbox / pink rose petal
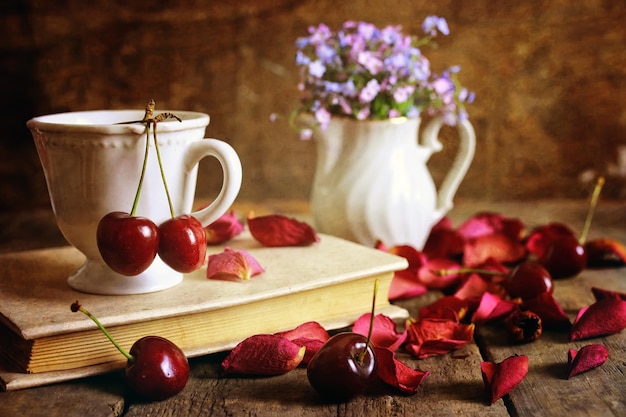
[207,247,265,280]
[352,313,407,352]
[471,292,518,326]
[205,210,244,245]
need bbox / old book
[0,232,408,391]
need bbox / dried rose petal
[247,213,319,247]
[591,286,626,301]
[423,228,465,260]
[221,334,305,376]
[274,321,330,364]
[472,293,518,326]
[505,310,542,343]
[205,210,244,245]
[567,344,609,379]
[352,313,407,352]
[585,238,626,268]
[457,212,525,241]
[207,247,264,280]
[405,318,475,359]
[463,234,527,267]
[418,258,463,291]
[481,355,528,404]
[525,222,576,259]
[570,298,626,341]
[453,273,492,302]
[374,346,429,395]
[522,292,571,331]
[389,269,428,301]
[388,245,428,272]
[418,296,469,322]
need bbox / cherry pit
[96,100,207,276]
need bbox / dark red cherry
[539,234,587,279]
[126,336,190,401]
[158,214,207,273]
[504,261,553,301]
[96,211,159,276]
[307,332,377,402]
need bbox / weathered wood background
[2,1,626,211]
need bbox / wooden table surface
[0,199,624,417]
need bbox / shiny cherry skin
[307,332,377,402]
[539,234,587,279]
[158,215,207,273]
[96,211,159,276]
[126,336,190,401]
[504,261,553,301]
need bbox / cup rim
[26,109,210,135]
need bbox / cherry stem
[358,279,378,364]
[152,122,176,219]
[578,176,605,245]
[129,126,150,217]
[71,301,134,363]
[435,268,507,277]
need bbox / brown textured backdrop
[2,1,626,212]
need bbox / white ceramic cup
[27,109,242,295]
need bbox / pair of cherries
[96,101,206,276]
[97,212,206,275]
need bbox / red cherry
[158,215,207,273]
[539,234,587,279]
[504,261,553,301]
[126,336,190,401]
[96,211,159,276]
[307,332,377,402]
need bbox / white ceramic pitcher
[310,116,475,249]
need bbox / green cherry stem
[578,176,605,245]
[70,301,134,363]
[129,125,151,217]
[358,279,379,364]
[152,121,176,219]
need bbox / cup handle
[421,117,476,222]
[184,139,243,227]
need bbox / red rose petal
[405,318,475,359]
[481,355,528,404]
[247,213,319,247]
[570,298,626,341]
[418,258,463,291]
[274,321,330,364]
[457,212,525,241]
[374,346,429,395]
[567,344,609,379]
[471,292,518,326]
[207,247,265,280]
[205,210,244,245]
[221,334,305,376]
[591,286,626,301]
[522,292,571,331]
[352,313,407,352]
[463,234,527,267]
[585,238,626,268]
[388,269,428,301]
[418,296,469,322]
[423,228,465,260]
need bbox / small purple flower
[309,60,326,78]
[422,16,449,37]
[358,51,384,75]
[359,79,381,103]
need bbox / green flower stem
[152,122,176,219]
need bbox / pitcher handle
[185,139,243,227]
[421,117,476,222]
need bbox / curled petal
[567,344,609,379]
[585,238,626,268]
[591,286,626,301]
[207,247,265,280]
[570,298,626,341]
[481,355,528,404]
[525,222,576,259]
[472,292,518,326]
[247,213,319,247]
[352,313,407,351]
[457,212,525,241]
[463,234,526,267]
[522,292,571,331]
[205,210,244,245]
[405,318,475,359]
[388,245,427,272]
[221,334,305,376]
[388,269,428,301]
[418,296,469,321]
[275,321,330,363]
[374,347,429,395]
